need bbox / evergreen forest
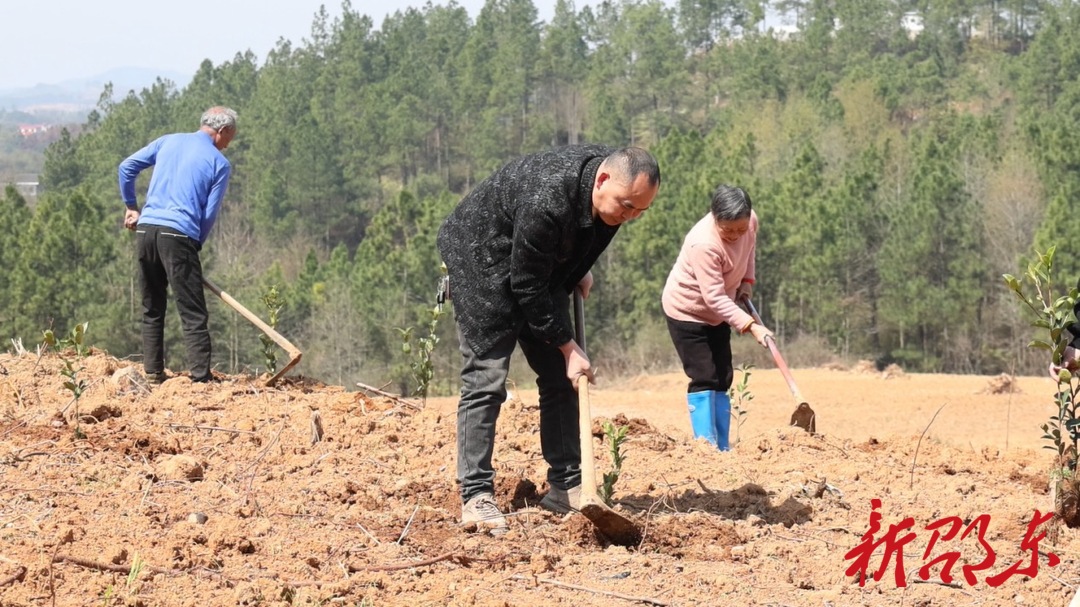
[2,0,1079,393]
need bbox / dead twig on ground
[238,418,286,493]
[57,552,471,589]
[910,403,947,490]
[54,554,179,577]
[1048,573,1075,589]
[695,479,717,496]
[397,504,420,545]
[31,342,48,376]
[510,574,669,606]
[56,554,315,589]
[788,527,846,548]
[10,337,27,357]
[0,418,28,440]
[911,579,966,590]
[357,522,382,545]
[349,551,473,572]
[3,379,24,410]
[0,566,25,587]
[49,544,59,607]
[2,487,95,497]
[817,435,850,458]
[356,381,421,410]
[310,410,324,444]
[166,423,258,435]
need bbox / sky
[2,0,542,90]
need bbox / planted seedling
[260,285,286,374]
[43,322,90,440]
[729,363,754,445]
[1004,246,1080,526]
[599,420,629,507]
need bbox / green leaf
[1028,339,1054,351]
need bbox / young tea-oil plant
[399,304,445,400]
[43,322,90,440]
[728,363,754,446]
[260,285,286,373]
[1004,246,1080,526]
[398,266,450,401]
[599,420,630,507]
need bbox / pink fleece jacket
[661,211,757,330]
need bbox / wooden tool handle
[744,298,805,403]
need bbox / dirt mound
[0,351,1074,606]
[881,362,907,379]
[981,373,1023,395]
[852,359,877,374]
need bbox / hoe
[204,277,303,387]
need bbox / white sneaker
[539,484,582,514]
[461,493,508,534]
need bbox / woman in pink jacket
[662,185,773,450]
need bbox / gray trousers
[455,323,581,502]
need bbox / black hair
[605,147,661,186]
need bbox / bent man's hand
[577,271,594,300]
[559,340,594,384]
[1050,346,1080,381]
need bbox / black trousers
[136,225,211,381]
[665,313,733,393]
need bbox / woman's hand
[749,322,774,348]
[736,281,753,302]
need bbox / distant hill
[0,66,192,119]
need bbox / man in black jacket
[437,144,661,534]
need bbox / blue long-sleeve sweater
[118,130,231,244]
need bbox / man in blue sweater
[118,106,237,384]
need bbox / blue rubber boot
[687,390,717,446]
[712,391,732,451]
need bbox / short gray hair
[710,185,752,221]
[201,106,238,132]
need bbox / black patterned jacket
[437,144,619,356]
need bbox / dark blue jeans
[455,322,581,503]
[136,225,211,382]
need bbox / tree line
[2,0,1079,392]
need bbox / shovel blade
[790,402,816,433]
[579,502,642,546]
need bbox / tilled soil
[0,351,1076,606]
